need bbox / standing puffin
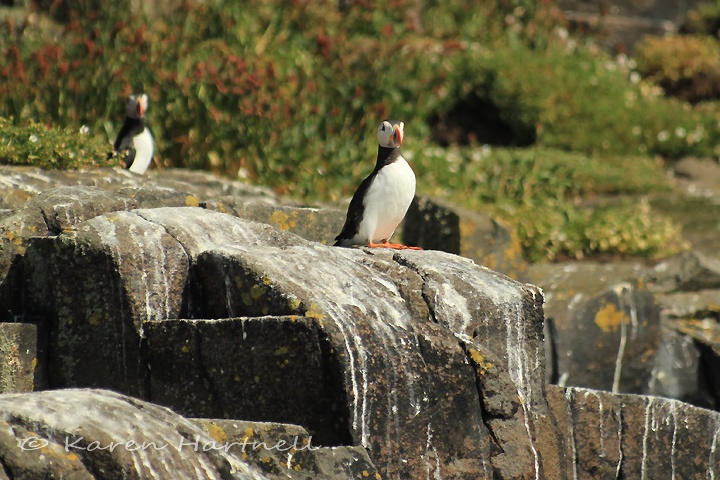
[109,93,154,174]
[334,120,421,250]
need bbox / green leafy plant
[635,35,720,102]
[0,117,111,169]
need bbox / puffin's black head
[125,93,148,120]
[377,120,404,148]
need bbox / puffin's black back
[333,146,403,245]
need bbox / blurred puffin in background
[109,93,154,174]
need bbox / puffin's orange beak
[393,125,403,146]
[137,101,144,117]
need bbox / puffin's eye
[381,125,386,131]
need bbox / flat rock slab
[202,198,344,246]
[0,388,269,480]
[646,250,720,293]
[191,419,380,479]
[0,166,277,210]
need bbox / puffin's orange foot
[367,241,422,250]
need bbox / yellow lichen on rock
[467,347,494,374]
[270,210,297,231]
[594,303,628,333]
[204,421,228,444]
[305,303,324,319]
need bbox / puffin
[334,120,421,250]
[108,93,154,174]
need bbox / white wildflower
[675,127,686,138]
[29,135,38,143]
[79,125,90,135]
[657,131,670,142]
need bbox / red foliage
[7,45,26,84]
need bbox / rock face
[19,206,554,479]
[547,385,720,479]
[527,262,661,392]
[558,0,706,53]
[1,166,720,479]
[0,388,269,480]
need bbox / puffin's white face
[125,93,149,119]
[377,120,404,148]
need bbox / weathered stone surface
[527,262,660,393]
[7,166,720,479]
[658,289,720,319]
[646,250,720,293]
[0,388,269,479]
[185,244,504,479]
[20,206,551,479]
[22,210,191,395]
[145,317,349,446]
[25,185,138,234]
[203,197,344,245]
[0,323,37,393]
[558,0,705,53]
[191,419,380,479]
[547,385,720,479]
[457,206,527,281]
[558,281,660,393]
[0,166,278,210]
[401,195,461,253]
[649,325,709,407]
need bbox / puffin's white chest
[358,157,416,243]
[129,128,154,174]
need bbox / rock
[657,289,720,319]
[647,250,720,292]
[547,384,720,479]
[6,166,720,479]
[673,157,720,197]
[21,210,192,395]
[455,205,527,280]
[144,317,350,446]
[403,196,528,280]
[527,262,660,393]
[649,326,710,407]
[401,195,461,253]
[20,206,553,479]
[0,166,278,209]
[0,388,269,479]
[0,166,280,323]
[191,419,380,479]
[24,185,138,234]
[558,0,706,53]
[0,323,37,393]
[202,197,345,245]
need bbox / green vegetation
[0,0,714,261]
[0,118,111,169]
[635,35,720,102]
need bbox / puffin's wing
[334,173,375,245]
[113,120,145,152]
[120,148,137,169]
